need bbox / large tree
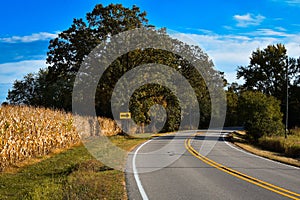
[45,4,149,111]
[237,44,300,127]
[237,44,299,100]
[7,3,225,131]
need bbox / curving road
[126,130,300,200]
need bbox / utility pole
[285,59,289,139]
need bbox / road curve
[126,130,300,200]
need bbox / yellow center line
[185,135,300,200]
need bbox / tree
[238,91,284,141]
[237,43,300,127]
[7,3,226,132]
[289,85,300,127]
[7,73,37,105]
[1,102,8,107]
[129,83,181,132]
[224,82,240,126]
[44,4,149,111]
[237,44,299,99]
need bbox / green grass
[0,136,147,200]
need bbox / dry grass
[230,131,300,168]
[234,142,300,168]
[258,135,300,157]
[0,105,122,171]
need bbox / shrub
[238,91,284,141]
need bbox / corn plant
[0,105,122,171]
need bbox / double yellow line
[185,136,300,200]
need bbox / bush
[238,91,284,141]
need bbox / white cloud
[0,60,46,83]
[233,13,265,27]
[283,0,300,6]
[0,32,58,43]
[275,27,287,31]
[271,0,300,6]
[247,28,292,37]
[224,71,245,85]
[170,29,300,83]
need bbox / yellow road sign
[120,112,131,119]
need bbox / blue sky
[0,0,300,103]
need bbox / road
[126,130,300,200]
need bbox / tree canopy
[237,44,300,99]
[7,3,224,132]
[237,43,300,128]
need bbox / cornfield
[0,105,122,171]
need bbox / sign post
[120,112,131,133]
[120,112,131,119]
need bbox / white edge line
[132,139,152,200]
[222,132,300,170]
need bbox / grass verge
[0,136,147,200]
[229,131,300,168]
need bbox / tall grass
[258,131,300,158]
[0,105,122,171]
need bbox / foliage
[7,73,39,106]
[6,3,224,132]
[224,83,240,126]
[7,4,149,110]
[238,91,284,141]
[289,85,300,128]
[237,43,300,127]
[129,83,181,132]
[237,44,299,98]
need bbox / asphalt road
[126,130,300,200]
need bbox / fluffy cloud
[233,13,265,27]
[170,29,300,83]
[0,60,46,83]
[0,32,58,43]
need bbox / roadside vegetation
[0,105,146,199]
[0,105,122,172]
[229,131,300,167]
[0,137,146,200]
[225,44,300,160]
[258,129,300,158]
